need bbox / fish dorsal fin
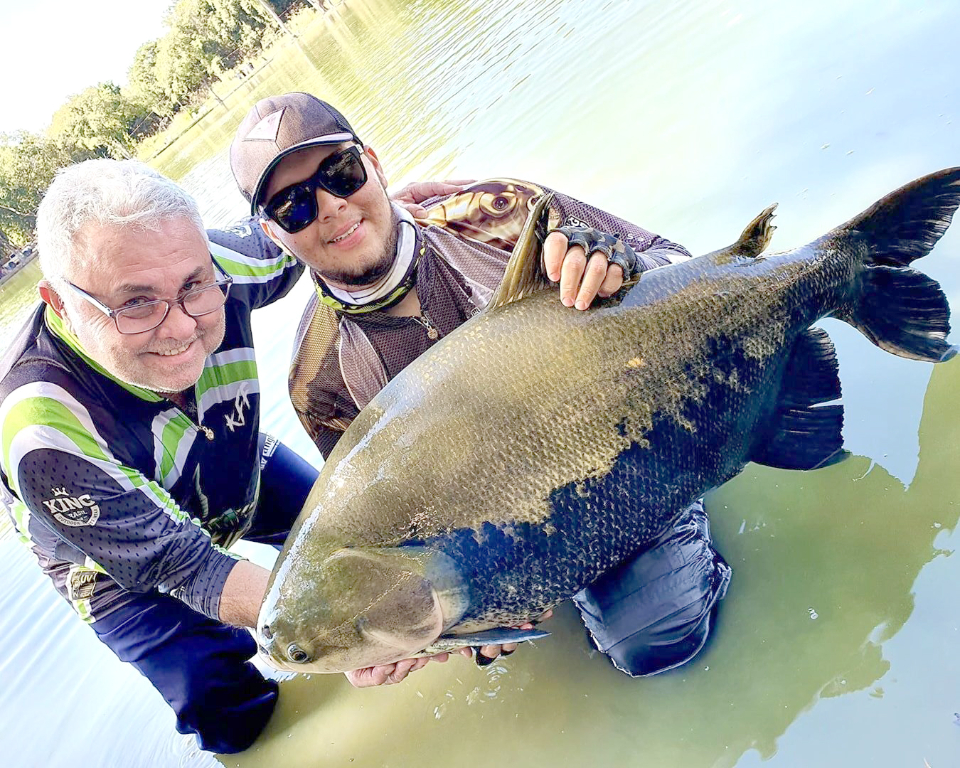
[706,203,778,264]
[487,193,556,310]
[735,203,778,257]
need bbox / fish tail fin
[834,167,960,362]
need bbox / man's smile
[328,220,362,245]
[148,337,200,358]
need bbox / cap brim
[250,132,356,215]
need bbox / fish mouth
[257,648,296,673]
[260,546,469,673]
[255,637,299,672]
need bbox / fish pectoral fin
[419,627,551,655]
[751,327,849,470]
[487,193,556,310]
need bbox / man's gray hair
[36,159,207,291]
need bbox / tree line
[0,0,318,255]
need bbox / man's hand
[345,609,554,683]
[345,653,451,688]
[544,227,639,310]
[390,179,475,218]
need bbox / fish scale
[260,168,960,673]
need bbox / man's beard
[320,209,400,288]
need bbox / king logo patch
[42,487,100,527]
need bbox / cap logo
[245,108,285,142]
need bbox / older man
[0,160,455,754]
[228,93,732,677]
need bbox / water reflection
[707,361,960,764]
[232,362,960,768]
[2,0,960,766]
[0,261,42,334]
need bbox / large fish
[260,168,960,673]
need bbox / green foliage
[268,0,306,14]
[48,83,152,160]
[0,0,320,246]
[152,0,271,111]
[0,227,18,257]
[128,41,173,118]
[0,133,94,247]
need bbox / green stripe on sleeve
[196,359,258,397]
[158,414,194,480]
[214,252,297,279]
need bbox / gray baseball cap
[230,92,362,214]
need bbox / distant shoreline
[0,249,38,287]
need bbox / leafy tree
[0,133,93,247]
[48,83,150,159]
[152,0,271,112]
[1,227,18,258]
[251,0,302,16]
[128,40,175,119]
[207,0,272,66]
[0,0,327,253]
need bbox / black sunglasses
[261,145,368,233]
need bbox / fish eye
[493,195,510,210]
[288,644,310,664]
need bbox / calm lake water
[3,1,960,766]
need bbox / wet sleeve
[10,446,241,621]
[208,218,305,310]
[547,188,692,270]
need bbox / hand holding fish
[344,610,555,684]
[345,653,451,688]
[543,225,638,310]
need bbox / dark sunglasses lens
[268,188,318,234]
[264,148,367,233]
[319,149,368,197]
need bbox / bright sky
[0,0,173,135]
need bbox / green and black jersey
[0,220,302,624]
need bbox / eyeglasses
[63,260,233,335]
[261,145,368,234]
